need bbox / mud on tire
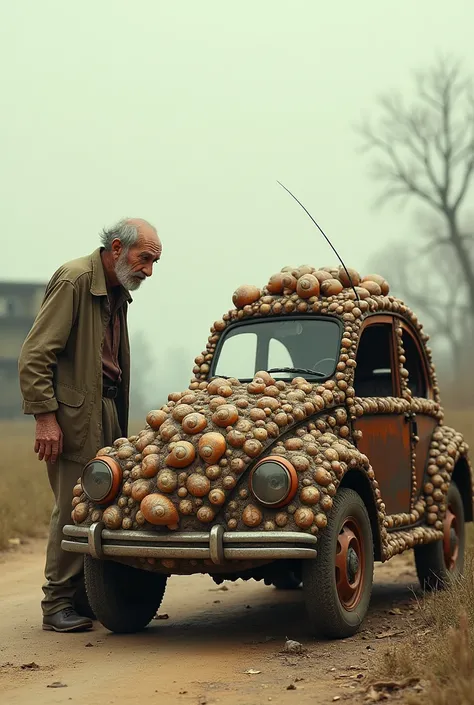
[84,556,167,634]
[302,487,374,639]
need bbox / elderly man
[18,218,161,633]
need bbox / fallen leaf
[21,662,40,670]
[389,608,402,615]
[286,684,296,690]
[244,669,262,675]
[154,613,169,620]
[85,642,93,648]
[47,682,67,688]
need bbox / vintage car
[62,264,473,639]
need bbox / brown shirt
[102,288,126,384]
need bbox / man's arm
[18,277,78,463]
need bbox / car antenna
[277,180,360,302]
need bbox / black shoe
[42,607,93,633]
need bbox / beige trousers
[41,397,122,616]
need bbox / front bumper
[61,523,317,565]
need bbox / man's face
[113,228,162,291]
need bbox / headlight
[249,456,298,507]
[81,456,122,505]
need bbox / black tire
[302,488,374,639]
[272,570,302,590]
[414,482,465,591]
[73,570,96,620]
[84,556,167,634]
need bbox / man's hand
[34,413,63,464]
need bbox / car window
[354,323,395,397]
[213,317,341,381]
[401,328,428,398]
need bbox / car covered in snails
[62,264,473,639]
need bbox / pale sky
[1,1,473,404]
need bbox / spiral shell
[242,504,263,527]
[212,404,239,427]
[300,486,321,505]
[146,410,168,430]
[136,431,157,453]
[296,273,320,299]
[321,278,344,297]
[294,507,314,528]
[197,506,215,523]
[131,479,153,502]
[314,467,333,486]
[362,273,390,295]
[186,473,211,497]
[72,502,89,524]
[166,440,196,468]
[338,266,361,288]
[267,272,286,294]
[362,280,382,296]
[141,453,160,478]
[140,493,179,527]
[209,488,226,506]
[102,505,122,529]
[198,432,227,463]
[182,413,207,434]
[172,404,195,422]
[243,438,263,458]
[157,469,179,493]
[232,284,261,308]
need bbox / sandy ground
[0,540,423,705]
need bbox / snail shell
[321,278,344,297]
[131,479,153,502]
[209,488,226,506]
[296,274,320,299]
[136,431,157,453]
[281,273,297,291]
[198,432,227,463]
[294,507,314,528]
[157,469,179,493]
[117,445,134,460]
[232,284,261,309]
[197,506,215,523]
[72,502,89,524]
[141,453,160,478]
[267,272,286,294]
[172,404,195,422]
[338,267,361,288]
[300,486,321,505]
[255,370,275,386]
[212,404,239,427]
[182,412,207,434]
[362,273,390,295]
[102,505,122,529]
[243,438,263,458]
[166,441,196,468]
[247,379,266,394]
[179,499,194,515]
[242,504,263,527]
[314,467,333,486]
[186,473,211,497]
[313,270,333,284]
[160,422,179,442]
[146,410,168,430]
[140,493,179,526]
[362,280,382,296]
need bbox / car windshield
[211,317,342,381]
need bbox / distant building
[0,281,46,418]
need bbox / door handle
[404,412,418,441]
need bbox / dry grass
[0,418,146,550]
[0,420,52,549]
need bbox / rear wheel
[84,556,167,633]
[302,488,374,639]
[414,482,465,591]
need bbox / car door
[352,315,413,516]
[399,321,438,503]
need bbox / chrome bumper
[61,522,317,565]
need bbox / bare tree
[358,56,474,314]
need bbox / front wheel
[302,488,374,639]
[84,556,167,633]
[414,482,465,591]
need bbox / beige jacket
[18,248,131,464]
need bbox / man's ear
[111,238,123,261]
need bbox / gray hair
[100,218,139,251]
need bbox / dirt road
[0,540,422,705]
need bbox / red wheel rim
[443,505,459,571]
[335,517,365,610]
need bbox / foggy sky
[1,1,474,401]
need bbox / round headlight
[249,456,298,507]
[81,456,122,505]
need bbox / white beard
[115,251,145,291]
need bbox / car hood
[72,371,359,535]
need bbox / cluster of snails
[69,261,473,571]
